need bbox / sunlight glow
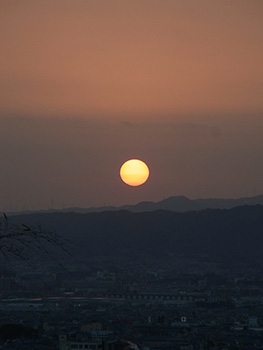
[120,159,149,186]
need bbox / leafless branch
[0,213,72,264]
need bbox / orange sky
[0,1,262,210]
[1,0,262,119]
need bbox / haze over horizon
[0,1,262,211]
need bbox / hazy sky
[0,0,262,210]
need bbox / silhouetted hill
[8,205,263,263]
[6,195,263,215]
[107,194,263,212]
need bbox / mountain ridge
[5,194,263,215]
[7,204,263,263]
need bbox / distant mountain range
[7,195,263,215]
[8,204,263,263]
[115,195,263,212]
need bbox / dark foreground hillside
[8,205,263,263]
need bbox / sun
[120,159,149,186]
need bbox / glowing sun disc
[120,159,149,186]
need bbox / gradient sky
[0,0,262,210]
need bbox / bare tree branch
[0,213,72,264]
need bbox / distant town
[1,200,263,349]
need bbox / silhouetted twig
[0,213,72,266]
